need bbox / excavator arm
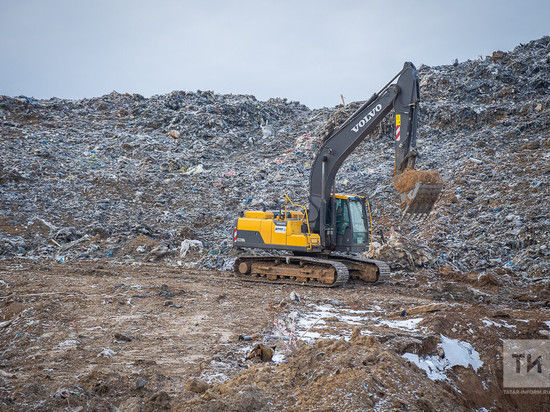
[308,62,441,245]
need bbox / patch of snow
[403,353,447,380]
[202,371,229,383]
[403,334,483,381]
[441,335,483,371]
[280,303,374,343]
[379,317,423,331]
[272,351,286,363]
[296,304,370,332]
[301,330,322,342]
[482,318,516,329]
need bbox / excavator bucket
[401,182,443,218]
[392,169,443,219]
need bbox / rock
[158,284,174,298]
[408,303,446,315]
[186,378,209,394]
[144,391,171,411]
[136,378,148,389]
[114,332,133,342]
[289,290,300,302]
[245,343,275,362]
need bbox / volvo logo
[351,104,382,133]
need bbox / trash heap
[0,36,548,279]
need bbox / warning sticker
[395,114,401,126]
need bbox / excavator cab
[327,194,371,253]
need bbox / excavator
[232,62,442,287]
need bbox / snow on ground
[292,303,376,342]
[403,334,483,381]
[481,318,516,329]
[378,317,424,331]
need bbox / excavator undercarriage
[234,255,390,287]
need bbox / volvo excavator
[232,62,442,287]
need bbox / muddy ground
[0,260,549,410]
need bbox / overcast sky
[1,1,548,108]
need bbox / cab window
[335,198,349,235]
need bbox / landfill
[0,36,549,410]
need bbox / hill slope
[1,36,548,279]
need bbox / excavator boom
[308,62,442,247]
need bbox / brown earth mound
[392,169,443,194]
[176,333,466,410]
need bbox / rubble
[366,228,436,270]
[0,36,548,279]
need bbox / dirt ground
[0,259,549,410]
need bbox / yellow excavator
[232,62,442,287]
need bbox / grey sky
[1,0,548,108]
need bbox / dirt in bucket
[392,169,443,194]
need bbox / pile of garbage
[366,229,436,270]
[0,36,548,278]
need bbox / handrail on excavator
[284,194,312,249]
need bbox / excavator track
[329,255,390,283]
[233,254,390,287]
[234,255,349,288]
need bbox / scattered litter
[97,348,116,357]
[0,320,13,328]
[0,369,16,379]
[289,290,300,302]
[0,36,547,279]
[180,239,203,258]
[114,332,133,342]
